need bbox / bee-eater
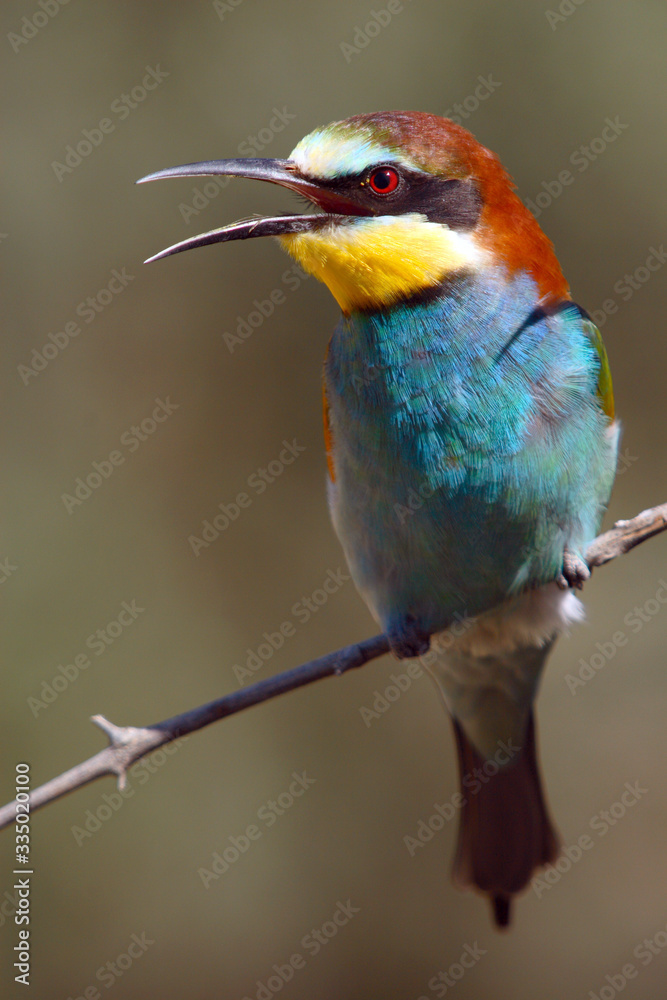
[139,112,618,926]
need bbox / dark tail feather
[451,711,559,928]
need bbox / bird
[138,111,618,927]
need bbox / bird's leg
[386,612,431,659]
[556,546,591,590]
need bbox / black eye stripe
[304,167,482,231]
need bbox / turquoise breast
[324,267,617,635]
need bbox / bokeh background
[2,1,667,997]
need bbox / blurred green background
[2,1,667,997]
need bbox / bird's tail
[450,709,559,928]
[425,620,567,927]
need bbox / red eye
[368,167,400,194]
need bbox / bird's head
[139,112,569,313]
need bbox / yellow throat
[278,213,482,313]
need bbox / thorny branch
[1,502,666,831]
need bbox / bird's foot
[386,614,431,659]
[556,547,591,590]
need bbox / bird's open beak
[137,158,368,263]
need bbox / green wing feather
[582,318,615,420]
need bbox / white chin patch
[435,583,585,658]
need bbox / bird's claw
[387,614,431,659]
[556,547,591,590]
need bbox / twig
[0,636,389,829]
[2,503,666,832]
[586,503,667,566]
